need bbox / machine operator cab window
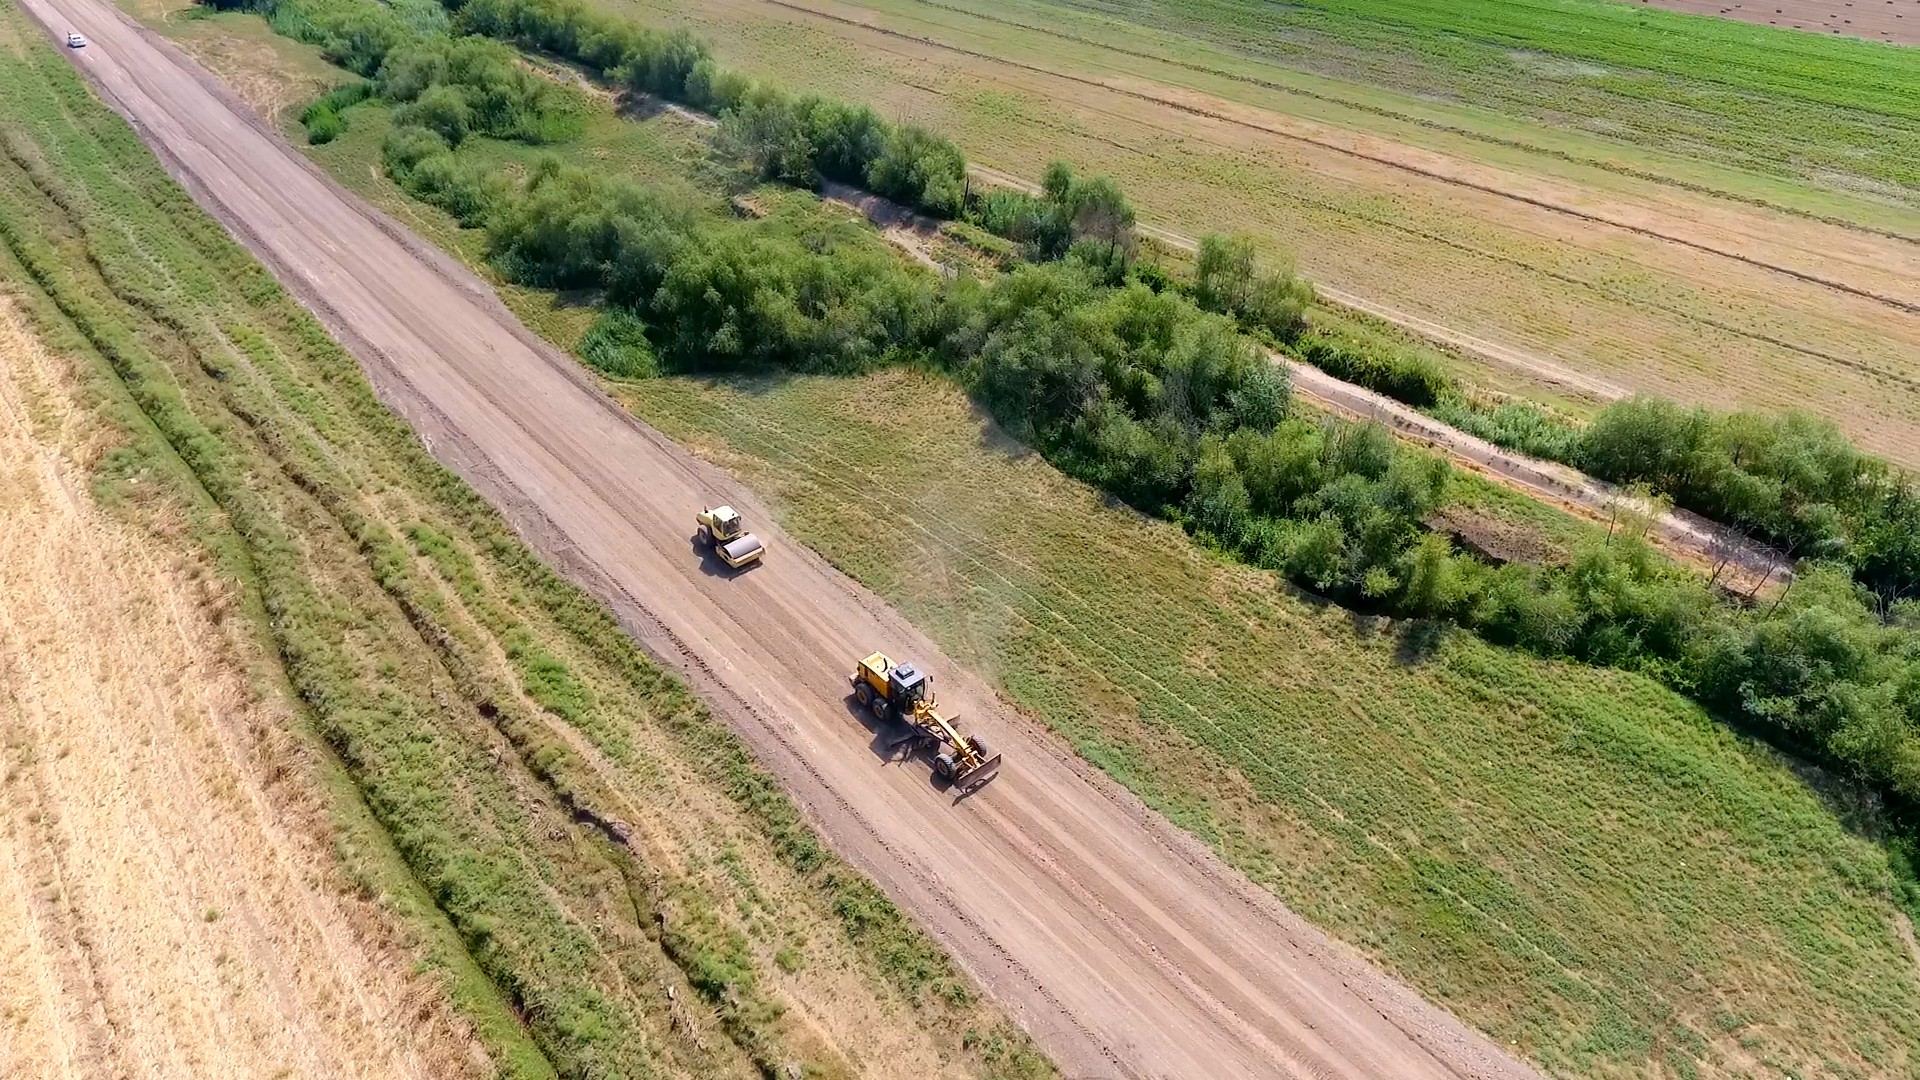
[888,663,930,712]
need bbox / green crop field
[122,4,1920,1074]
[992,0,1920,191]
[0,11,1046,1078]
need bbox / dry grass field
[0,293,484,1080]
[0,10,1047,1074]
[603,0,1920,462]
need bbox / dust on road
[17,1,1545,1075]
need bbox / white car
[66,32,87,48]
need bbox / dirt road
[21,1,1543,1075]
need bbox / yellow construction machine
[696,505,765,569]
[850,652,1003,791]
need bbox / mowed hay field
[0,10,1047,1079]
[612,0,1920,463]
[630,370,1920,1079]
[0,293,480,1080]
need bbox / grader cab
[850,652,1002,791]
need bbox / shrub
[1192,233,1312,342]
[867,125,966,217]
[395,83,473,144]
[578,308,659,378]
[402,151,511,226]
[299,79,374,143]
[1293,328,1453,408]
[1428,397,1584,462]
[303,103,346,143]
[718,88,816,186]
[382,123,452,178]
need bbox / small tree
[397,84,473,146]
[1193,233,1311,341]
[867,125,966,216]
[719,92,816,186]
[1067,175,1135,265]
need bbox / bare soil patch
[1637,0,1920,44]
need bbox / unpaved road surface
[23,2,1544,1075]
[0,295,477,1080]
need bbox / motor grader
[850,652,1003,791]
[695,505,765,569]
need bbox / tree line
[382,132,1920,820]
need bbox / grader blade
[952,750,1003,792]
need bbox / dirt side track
[17,2,1544,1076]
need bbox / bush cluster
[211,0,580,143]
[380,34,582,144]
[1428,396,1584,462]
[1576,400,1920,593]
[967,162,1137,270]
[298,80,372,143]
[448,0,971,216]
[1190,233,1312,343]
[1294,328,1453,408]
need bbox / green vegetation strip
[985,0,1920,193]
[285,0,1920,833]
